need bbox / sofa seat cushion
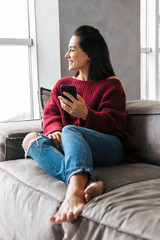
[75,178,160,240]
[1,160,160,239]
[93,162,160,192]
[0,159,67,240]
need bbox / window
[140,0,160,100]
[0,0,39,123]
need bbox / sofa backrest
[39,88,160,166]
[127,100,160,166]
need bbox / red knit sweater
[43,76,140,163]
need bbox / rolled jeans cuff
[66,167,93,184]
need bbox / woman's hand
[48,131,62,152]
[58,92,88,120]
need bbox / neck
[77,71,89,81]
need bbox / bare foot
[50,191,86,224]
[84,181,104,202]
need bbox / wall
[34,0,61,90]
[59,0,140,100]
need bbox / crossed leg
[50,174,104,224]
[23,132,104,224]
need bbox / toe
[50,216,56,223]
[84,185,94,195]
[66,211,73,221]
[59,213,67,222]
[85,193,91,202]
[86,188,94,195]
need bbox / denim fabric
[27,125,125,184]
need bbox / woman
[23,25,140,224]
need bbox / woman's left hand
[58,92,88,120]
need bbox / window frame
[0,0,40,121]
[140,0,160,100]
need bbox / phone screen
[60,85,77,102]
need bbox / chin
[69,66,76,71]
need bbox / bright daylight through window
[0,0,38,123]
[141,0,160,100]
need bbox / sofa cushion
[39,87,51,117]
[0,120,42,161]
[93,162,160,192]
[127,100,160,166]
[78,178,160,240]
[1,159,160,239]
[0,159,67,240]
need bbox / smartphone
[60,85,77,102]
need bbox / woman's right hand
[48,131,62,152]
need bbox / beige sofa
[0,97,160,240]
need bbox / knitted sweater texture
[43,76,140,163]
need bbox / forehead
[68,35,80,48]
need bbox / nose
[65,50,70,59]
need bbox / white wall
[34,0,61,90]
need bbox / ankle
[66,188,84,199]
[68,173,89,189]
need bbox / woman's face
[65,35,90,72]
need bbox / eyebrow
[68,46,76,49]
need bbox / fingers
[48,132,62,151]
[62,92,84,103]
[62,92,77,102]
[58,96,72,111]
[58,93,88,120]
[58,95,76,116]
[77,94,85,102]
[58,93,75,107]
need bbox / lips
[69,60,73,65]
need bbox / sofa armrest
[126,100,160,166]
[0,120,42,162]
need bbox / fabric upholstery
[1,98,160,239]
[0,159,160,239]
[0,159,66,240]
[79,178,160,240]
[0,120,42,161]
[39,87,51,117]
[127,100,160,165]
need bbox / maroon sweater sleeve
[79,80,128,134]
[43,86,63,135]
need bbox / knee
[62,125,78,132]
[62,125,78,135]
[23,132,40,151]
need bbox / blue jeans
[26,125,125,184]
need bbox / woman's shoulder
[107,76,120,81]
[97,76,122,87]
[98,76,125,95]
[55,76,73,85]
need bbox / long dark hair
[73,25,116,81]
